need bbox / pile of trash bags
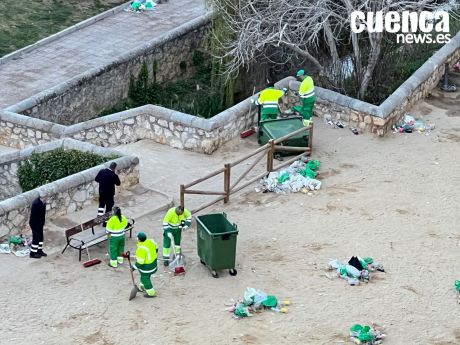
[350,323,386,344]
[328,256,385,286]
[228,287,290,319]
[260,160,321,193]
[392,114,435,134]
[126,0,156,12]
[0,235,30,257]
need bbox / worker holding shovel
[106,206,128,268]
[132,232,158,298]
[162,206,192,266]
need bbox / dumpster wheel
[212,270,219,278]
[229,269,237,276]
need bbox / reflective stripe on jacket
[106,215,128,236]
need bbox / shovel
[126,251,138,301]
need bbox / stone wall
[0,139,139,239]
[0,158,20,201]
[65,100,258,154]
[0,110,64,149]
[7,14,212,126]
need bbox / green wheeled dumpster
[195,212,238,278]
[258,116,310,156]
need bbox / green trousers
[292,96,316,120]
[163,228,181,249]
[261,107,279,121]
[137,261,158,291]
[109,235,125,261]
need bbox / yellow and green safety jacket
[135,239,158,274]
[299,76,315,99]
[106,215,128,237]
[256,87,285,114]
[163,207,192,232]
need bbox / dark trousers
[98,194,114,217]
[30,225,44,253]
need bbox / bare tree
[208,0,458,100]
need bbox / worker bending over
[292,69,316,126]
[256,82,285,121]
[133,232,158,298]
[162,206,192,266]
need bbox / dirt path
[1,90,459,344]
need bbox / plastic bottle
[271,307,287,313]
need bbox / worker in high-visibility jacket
[106,206,128,268]
[162,205,192,266]
[133,232,158,298]
[256,82,285,121]
[292,69,316,126]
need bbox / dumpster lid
[260,117,306,140]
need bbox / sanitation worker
[132,232,158,298]
[256,82,285,121]
[162,205,192,266]
[95,162,120,226]
[292,69,316,126]
[106,206,128,268]
[29,193,48,259]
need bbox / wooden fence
[180,124,313,214]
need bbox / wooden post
[267,139,275,172]
[180,184,185,207]
[224,163,231,203]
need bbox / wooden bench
[61,212,135,261]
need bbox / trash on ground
[392,113,435,135]
[350,323,386,344]
[1,235,31,257]
[227,287,290,319]
[455,280,460,293]
[259,160,321,193]
[328,256,385,285]
[125,0,156,12]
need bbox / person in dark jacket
[29,194,48,259]
[95,162,121,223]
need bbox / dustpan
[169,253,186,275]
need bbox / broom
[240,86,257,139]
[83,246,101,267]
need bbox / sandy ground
[1,86,460,344]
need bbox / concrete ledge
[0,1,131,65]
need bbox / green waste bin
[195,212,238,278]
[258,116,309,156]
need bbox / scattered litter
[259,160,321,193]
[0,235,31,257]
[455,280,460,293]
[350,323,386,344]
[0,243,11,254]
[454,60,460,72]
[328,256,385,285]
[350,127,359,135]
[227,287,290,319]
[125,0,156,12]
[393,113,435,135]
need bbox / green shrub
[17,148,117,192]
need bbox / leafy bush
[18,148,116,192]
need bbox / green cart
[258,116,310,157]
[195,212,238,278]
